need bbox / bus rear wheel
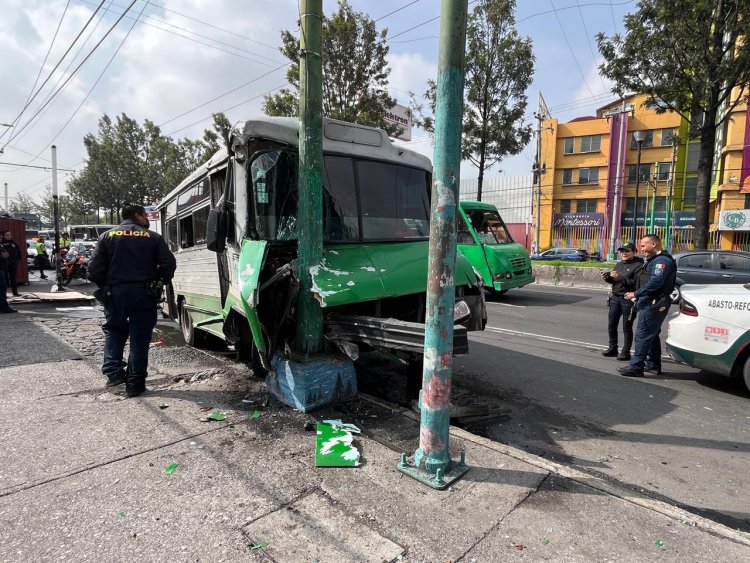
[179,305,203,347]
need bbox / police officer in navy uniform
[600,243,644,361]
[618,234,676,377]
[88,204,176,397]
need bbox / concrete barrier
[533,264,610,290]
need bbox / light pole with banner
[631,130,646,244]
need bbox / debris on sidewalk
[249,410,263,420]
[246,541,268,551]
[315,420,361,467]
[165,463,179,475]
[201,410,226,422]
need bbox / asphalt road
[453,284,750,531]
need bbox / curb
[360,393,750,548]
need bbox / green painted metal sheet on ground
[315,420,361,467]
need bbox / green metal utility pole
[296,0,324,356]
[398,0,469,490]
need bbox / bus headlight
[453,300,471,322]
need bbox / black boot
[126,378,147,398]
[601,346,618,357]
[616,350,631,361]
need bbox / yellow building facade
[534,92,750,254]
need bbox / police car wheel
[742,357,750,394]
[670,286,681,304]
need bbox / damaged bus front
[159,116,486,377]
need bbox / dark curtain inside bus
[251,149,430,242]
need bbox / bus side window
[166,219,178,252]
[457,215,474,245]
[193,206,209,246]
[180,216,194,248]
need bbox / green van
[457,201,535,295]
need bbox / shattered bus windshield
[251,149,431,241]
[466,209,512,245]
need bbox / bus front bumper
[492,273,535,292]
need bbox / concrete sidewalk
[1,312,749,562]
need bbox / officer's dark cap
[617,243,636,252]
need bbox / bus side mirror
[206,209,227,253]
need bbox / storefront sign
[719,209,750,231]
[552,212,604,227]
[620,211,696,228]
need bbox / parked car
[531,248,591,262]
[666,284,750,393]
[671,250,750,302]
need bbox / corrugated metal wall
[459,175,534,249]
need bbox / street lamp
[631,130,646,244]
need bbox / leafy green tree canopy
[418,0,534,199]
[67,112,231,220]
[263,0,398,135]
[597,0,750,248]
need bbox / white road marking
[484,326,672,359]
[486,301,526,308]
[485,326,600,348]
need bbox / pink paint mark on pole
[421,377,451,410]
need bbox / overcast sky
[0,0,634,204]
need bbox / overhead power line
[76,0,283,67]
[4,1,151,176]
[0,0,107,145]
[3,0,137,150]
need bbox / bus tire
[179,305,203,347]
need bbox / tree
[597,0,750,249]
[9,193,38,215]
[263,0,398,135]
[201,112,232,156]
[418,0,534,199]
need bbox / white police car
[666,284,750,393]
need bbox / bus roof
[159,116,432,209]
[459,201,499,212]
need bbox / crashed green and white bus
[158,116,486,375]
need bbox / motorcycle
[60,249,89,286]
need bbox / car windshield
[465,209,512,245]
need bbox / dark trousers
[607,295,636,351]
[36,255,47,277]
[630,301,670,371]
[0,269,9,311]
[99,285,158,384]
[6,260,18,294]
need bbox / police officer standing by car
[618,234,676,377]
[88,204,176,397]
[600,243,644,361]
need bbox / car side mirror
[206,209,227,253]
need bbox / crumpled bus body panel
[309,241,475,307]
